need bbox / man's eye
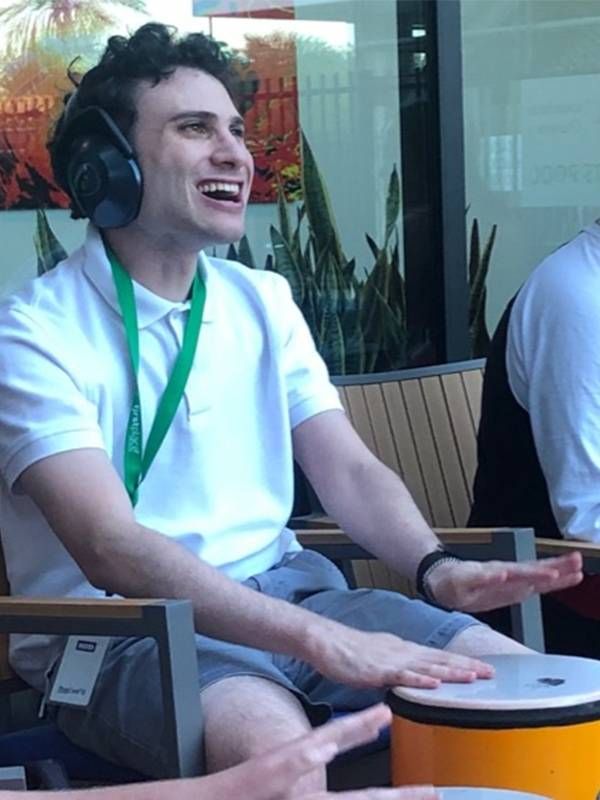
[181,122,208,134]
[232,127,245,139]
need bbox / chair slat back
[335,361,485,529]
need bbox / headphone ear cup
[67,134,142,229]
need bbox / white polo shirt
[0,225,342,689]
[507,221,600,542]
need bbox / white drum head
[391,654,600,710]
[440,790,551,799]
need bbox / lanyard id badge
[108,248,206,506]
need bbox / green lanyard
[108,249,206,506]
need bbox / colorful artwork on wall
[0,0,300,211]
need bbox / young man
[0,22,582,793]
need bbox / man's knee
[201,676,315,770]
[446,623,534,655]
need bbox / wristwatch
[416,547,463,604]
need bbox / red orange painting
[0,0,301,210]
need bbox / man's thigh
[277,584,481,709]
[53,632,311,778]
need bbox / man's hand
[427,551,583,613]
[207,704,439,800]
[303,620,494,689]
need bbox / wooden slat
[297,526,497,548]
[362,384,401,473]
[338,386,351,416]
[380,382,432,522]
[536,538,600,559]
[461,368,484,430]
[440,372,478,508]
[420,375,471,526]
[343,386,378,454]
[401,379,454,527]
[0,598,161,618]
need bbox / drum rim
[386,691,600,729]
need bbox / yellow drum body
[389,654,600,800]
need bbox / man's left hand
[426,551,583,612]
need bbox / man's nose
[211,132,246,168]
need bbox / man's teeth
[199,182,239,194]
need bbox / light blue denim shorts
[52,549,481,777]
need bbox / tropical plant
[468,217,496,358]
[227,133,407,375]
[34,209,67,275]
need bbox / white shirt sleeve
[270,275,343,428]
[0,303,105,489]
[507,233,600,542]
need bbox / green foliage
[468,217,496,358]
[34,209,67,276]
[230,133,408,375]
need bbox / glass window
[462,0,600,336]
[0,0,447,374]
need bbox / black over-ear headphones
[53,102,143,229]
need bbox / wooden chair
[293,359,549,651]
[0,539,202,782]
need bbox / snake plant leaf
[468,217,480,288]
[343,258,357,284]
[238,235,256,269]
[369,284,407,372]
[384,165,400,247]
[302,275,319,337]
[389,234,406,323]
[226,243,238,262]
[291,206,306,265]
[470,288,491,357]
[271,225,305,306]
[301,132,345,268]
[276,178,292,247]
[319,308,346,375]
[365,233,380,260]
[469,222,496,327]
[320,252,341,313]
[34,210,67,276]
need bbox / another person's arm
[507,240,600,544]
[0,705,439,800]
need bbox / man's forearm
[318,458,440,580]
[90,520,337,661]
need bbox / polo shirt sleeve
[271,275,343,428]
[0,304,105,490]
[507,244,600,542]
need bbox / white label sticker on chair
[48,635,110,707]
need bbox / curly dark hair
[48,22,255,216]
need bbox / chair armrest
[0,597,168,637]
[0,597,202,778]
[295,524,536,562]
[536,537,600,573]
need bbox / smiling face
[129,67,254,251]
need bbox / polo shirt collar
[81,224,215,328]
